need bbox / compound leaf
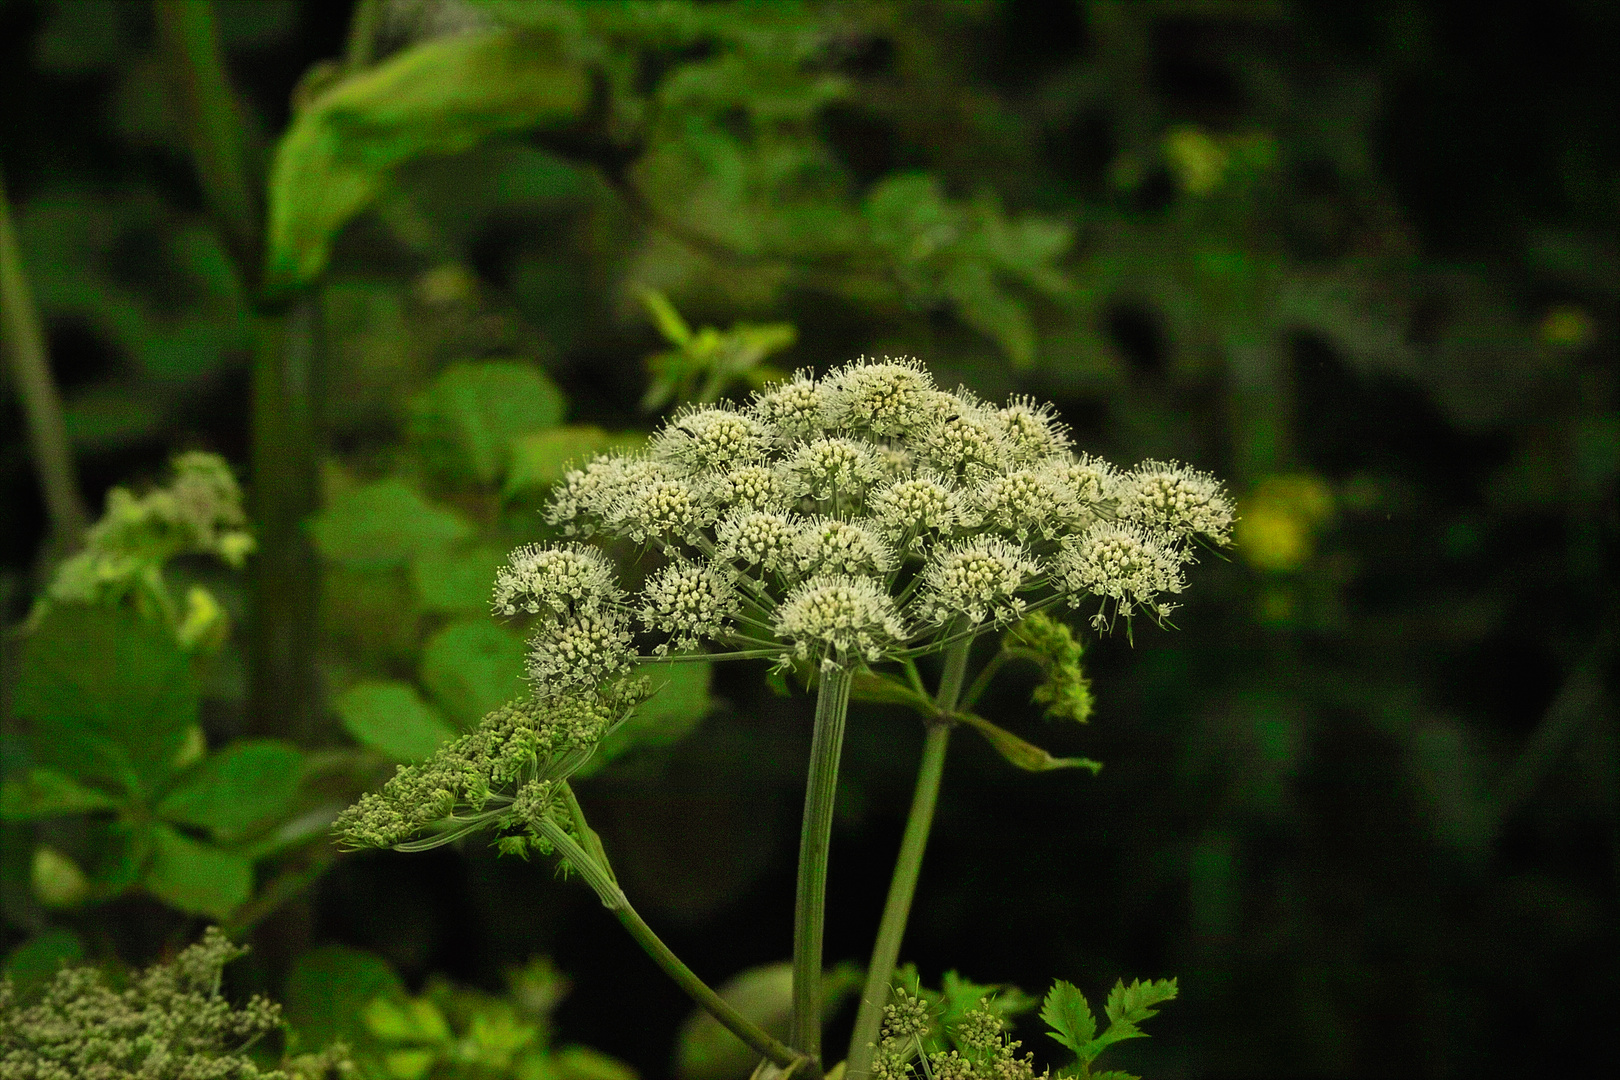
[1041,980,1097,1057]
[143,824,253,919]
[309,478,471,567]
[335,681,456,763]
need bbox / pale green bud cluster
[871,990,1045,1080]
[0,928,351,1080]
[506,357,1231,692]
[334,687,645,851]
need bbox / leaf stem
[533,815,811,1075]
[845,631,972,1080]
[791,664,855,1063]
[0,170,88,546]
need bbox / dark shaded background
[2,2,1615,1077]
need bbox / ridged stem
[844,631,972,1080]
[790,664,855,1063]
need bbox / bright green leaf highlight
[364,995,454,1044]
[156,740,305,840]
[419,621,527,730]
[336,681,457,762]
[264,29,588,297]
[309,478,472,567]
[410,360,566,484]
[13,605,198,800]
[143,824,253,919]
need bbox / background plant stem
[845,632,972,1079]
[0,170,88,549]
[791,664,855,1063]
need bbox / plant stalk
[791,664,855,1062]
[844,632,973,1080]
[534,817,810,1075]
[0,170,88,547]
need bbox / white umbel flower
[1116,460,1234,544]
[708,463,790,512]
[750,370,825,442]
[604,475,714,543]
[492,543,623,618]
[526,610,636,697]
[1055,522,1186,626]
[652,405,772,473]
[547,453,675,535]
[715,510,800,574]
[774,574,909,670]
[868,473,966,550]
[638,558,739,653]
[819,357,951,436]
[915,394,1012,477]
[968,467,1079,541]
[1044,453,1117,512]
[792,517,898,577]
[778,437,884,502]
[913,537,1039,628]
[994,396,1072,463]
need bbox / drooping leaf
[335,681,457,763]
[155,740,305,840]
[419,621,527,730]
[264,29,588,298]
[411,544,508,613]
[143,824,254,919]
[505,426,645,496]
[285,946,405,1053]
[308,478,471,567]
[410,360,566,484]
[574,662,712,777]
[13,604,198,800]
[957,713,1102,774]
[0,768,121,820]
[1040,980,1097,1056]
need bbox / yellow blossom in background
[1163,126,1229,195]
[1236,474,1334,573]
[1539,305,1595,349]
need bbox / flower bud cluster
[512,358,1231,691]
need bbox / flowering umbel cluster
[871,989,1046,1080]
[522,358,1230,692]
[0,928,350,1080]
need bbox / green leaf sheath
[792,665,855,1062]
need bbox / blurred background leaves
[2,0,1615,1077]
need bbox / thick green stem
[533,816,809,1075]
[247,306,322,740]
[844,633,972,1080]
[791,664,855,1062]
[0,170,88,547]
[844,721,952,1080]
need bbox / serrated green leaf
[155,740,305,840]
[419,621,527,729]
[574,663,712,778]
[957,713,1102,774]
[1103,978,1178,1030]
[309,478,472,567]
[505,426,646,496]
[143,824,253,918]
[335,681,457,762]
[643,289,694,346]
[940,970,1036,1036]
[14,605,198,800]
[0,768,121,820]
[411,544,507,613]
[264,29,588,298]
[410,360,566,484]
[285,946,405,1053]
[1040,980,1097,1056]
